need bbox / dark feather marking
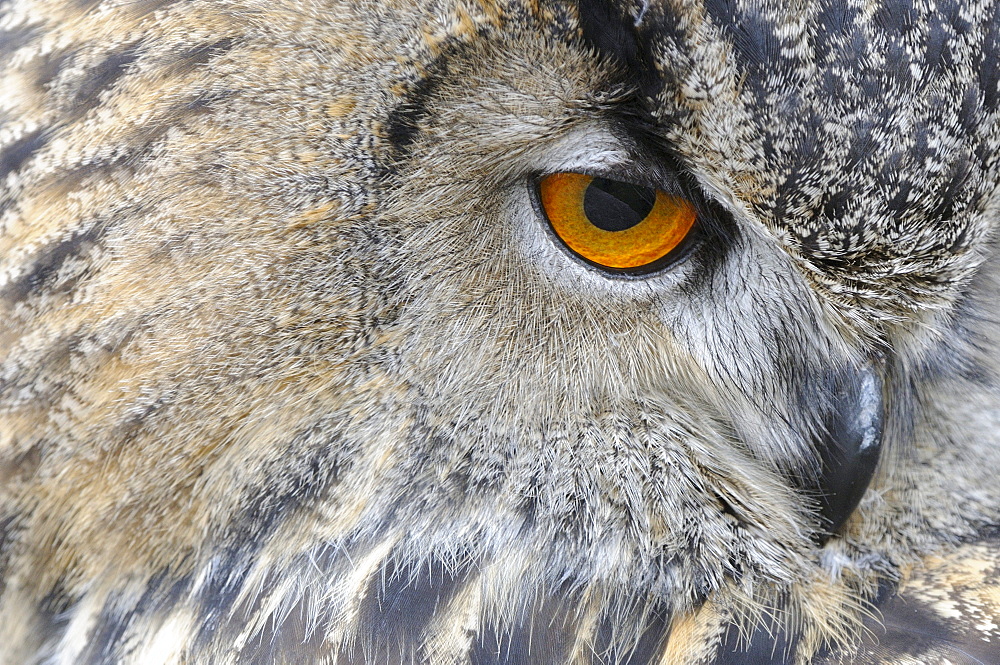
[0,515,17,600]
[0,25,39,59]
[575,0,663,100]
[8,580,77,661]
[192,428,352,649]
[0,222,106,305]
[711,616,798,665]
[356,555,471,662]
[75,599,131,664]
[469,597,577,665]
[192,555,257,648]
[817,584,1000,664]
[110,391,168,443]
[960,524,1000,543]
[872,592,1000,665]
[980,4,1000,110]
[703,0,808,111]
[67,44,144,116]
[816,541,1000,664]
[694,0,1000,272]
[575,0,640,70]
[592,601,672,664]
[235,595,329,663]
[871,0,916,46]
[0,444,43,487]
[57,36,234,121]
[0,129,48,181]
[0,314,140,413]
[704,1,783,73]
[384,45,464,156]
[33,48,76,91]
[184,88,238,113]
[219,422,346,559]
[194,549,338,663]
[75,571,191,665]
[471,625,535,665]
[176,37,237,70]
[7,87,226,236]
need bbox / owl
[1,0,999,663]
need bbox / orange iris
[538,172,697,271]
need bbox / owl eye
[538,172,698,273]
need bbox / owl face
[308,9,894,650]
[377,10,879,538]
[1,0,999,662]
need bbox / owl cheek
[808,366,885,543]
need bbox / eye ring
[536,172,700,276]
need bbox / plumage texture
[1,0,999,663]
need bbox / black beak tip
[814,368,885,543]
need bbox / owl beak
[811,366,884,543]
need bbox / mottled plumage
[1,0,999,663]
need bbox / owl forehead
[557,0,1000,313]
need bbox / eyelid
[528,130,688,197]
[541,165,686,199]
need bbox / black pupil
[582,178,657,232]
